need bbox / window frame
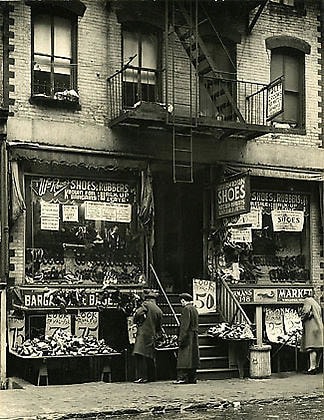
[121,23,162,107]
[270,47,305,128]
[31,7,78,102]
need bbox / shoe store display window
[24,175,145,287]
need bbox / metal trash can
[249,344,271,378]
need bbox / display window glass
[25,176,145,286]
[212,189,310,285]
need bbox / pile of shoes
[14,329,118,357]
[155,334,178,349]
[206,322,255,340]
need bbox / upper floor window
[122,25,160,107]
[32,10,77,100]
[270,47,305,128]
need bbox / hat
[179,293,193,302]
[143,289,159,299]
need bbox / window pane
[34,54,51,73]
[34,14,51,55]
[141,33,157,70]
[284,55,299,92]
[270,52,283,81]
[54,57,71,75]
[54,16,71,58]
[284,92,299,122]
[123,31,139,66]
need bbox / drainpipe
[0,1,10,389]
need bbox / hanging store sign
[216,174,250,218]
[75,311,99,339]
[45,313,71,336]
[127,316,137,345]
[231,287,313,305]
[229,227,252,243]
[266,77,284,120]
[271,210,304,232]
[228,209,262,229]
[8,314,25,349]
[193,279,216,314]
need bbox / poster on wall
[265,307,285,343]
[283,308,302,335]
[40,202,60,230]
[45,313,71,336]
[228,209,262,229]
[193,279,216,314]
[8,314,25,350]
[229,227,252,243]
[271,210,304,232]
[266,77,284,120]
[127,316,137,345]
[75,311,99,339]
[85,201,132,223]
[62,204,79,222]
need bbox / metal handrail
[218,275,252,326]
[149,264,180,326]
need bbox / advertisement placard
[267,77,284,120]
[193,279,216,314]
[216,174,250,218]
[8,314,25,349]
[75,311,99,339]
[45,313,71,336]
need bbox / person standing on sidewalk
[300,296,323,374]
[133,289,163,383]
[173,293,200,384]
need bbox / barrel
[249,344,272,378]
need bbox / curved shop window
[212,189,310,285]
[25,176,145,286]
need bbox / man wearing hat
[174,292,200,384]
[133,289,163,383]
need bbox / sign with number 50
[193,279,216,314]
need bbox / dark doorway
[153,172,204,293]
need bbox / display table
[9,350,123,385]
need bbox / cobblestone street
[0,372,323,420]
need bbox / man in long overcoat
[133,289,163,383]
[174,293,200,384]
[300,296,323,374]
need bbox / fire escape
[107,0,277,183]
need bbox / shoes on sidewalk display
[134,378,148,383]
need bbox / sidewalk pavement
[0,372,323,420]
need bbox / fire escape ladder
[172,126,193,184]
[174,1,245,123]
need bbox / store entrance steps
[158,294,241,380]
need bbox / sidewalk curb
[39,392,324,420]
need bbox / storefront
[208,171,322,371]
[7,145,154,383]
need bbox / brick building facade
[0,0,323,385]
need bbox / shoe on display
[134,378,148,383]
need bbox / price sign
[127,316,137,345]
[8,315,25,349]
[75,311,99,339]
[193,279,216,314]
[45,313,71,336]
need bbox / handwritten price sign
[193,279,216,314]
[8,315,25,349]
[45,313,71,336]
[75,311,99,339]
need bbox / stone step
[197,367,239,380]
[199,356,229,369]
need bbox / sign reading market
[216,174,250,218]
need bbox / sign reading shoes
[216,174,250,218]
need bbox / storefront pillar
[255,305,263,346]
[0,289,6,388]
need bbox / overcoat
[133,300,163,359]
[177,303,200,369]
[300,297,323,352]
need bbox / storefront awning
[8,144,148,172]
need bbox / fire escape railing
[107,67,269,127]
[217,275,253,326]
